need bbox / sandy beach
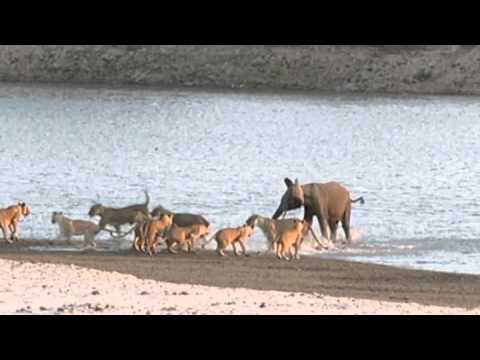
[1,241,480,315]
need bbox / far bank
[1,45,480,96]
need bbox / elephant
[272,178,364,245]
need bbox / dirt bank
[1,241,480,309]
[0,45,479,95]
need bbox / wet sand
[1,240,480,310]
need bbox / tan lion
[165,223,210,254]
[246,214,311,253]
[142,213,174,256]
[203,223,255,257]
[0,202,31,243]
[51,212,99,248]
[276,219,306,261]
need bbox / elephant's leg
[328,220,339,243]
[303,210,322,249]
[317,215,329,241]
[342,209,352,243]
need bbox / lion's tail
[143,189,150,208]
[202,232,217,248]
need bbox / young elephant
[165,223,210,254]
[203,223,255,257]
[276,219,306,261]
[272,178,364,244]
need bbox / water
[1,83,480,274]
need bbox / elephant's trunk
[272,207,283,220]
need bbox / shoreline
[2,257,477,315]
[2,79,480,99]
[1,241,480,310]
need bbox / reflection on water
[2,83,480,274]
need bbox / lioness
[203,223,255,257]
[246,214,310,253]
[88,190,150,235]
[132,211,153,253]
[142,213,174,256]
[0,202,31,243]
[165,223,210,254]
[151,205,210,229]
[51,212,99,248]
[276,219,306,261]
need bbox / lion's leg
[151,233,160,253]
[65,230,72,244]
[169,244,179,254]
[294,240,301,260]
[133,230,141,252]
[217,242,226,257]
[89,233,97,249]
[276,241,283,259]
[238,240,248,256]
[282,243,291,261]
[232,242,239,256]
[8,222,16,238]
[140,232,148,253]
[133,237,140,252]
[284,246,292,261]
[1,224,11,244]
[167,241,178,254]
[187,237,196,254]
[8,221,19,242]
[147,243,155,256]
[84,232,95,249]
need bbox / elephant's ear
[284,178,294,188]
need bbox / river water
[1,83,480,274]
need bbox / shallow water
[2,83,480,274]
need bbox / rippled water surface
[2,83,480,274]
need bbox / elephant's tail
[351,197,365,205]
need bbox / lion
[51,211,99,248]
[164,223,210,254]
[142,213,175,256]
[275,219,306,261]
[88,190,150,236]
[132,211,153,253]
[202,223,255,257]
[0,202,31,243]
[246,214,310,253]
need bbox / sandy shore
[1,257,478,315]
[1,241,480,314]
